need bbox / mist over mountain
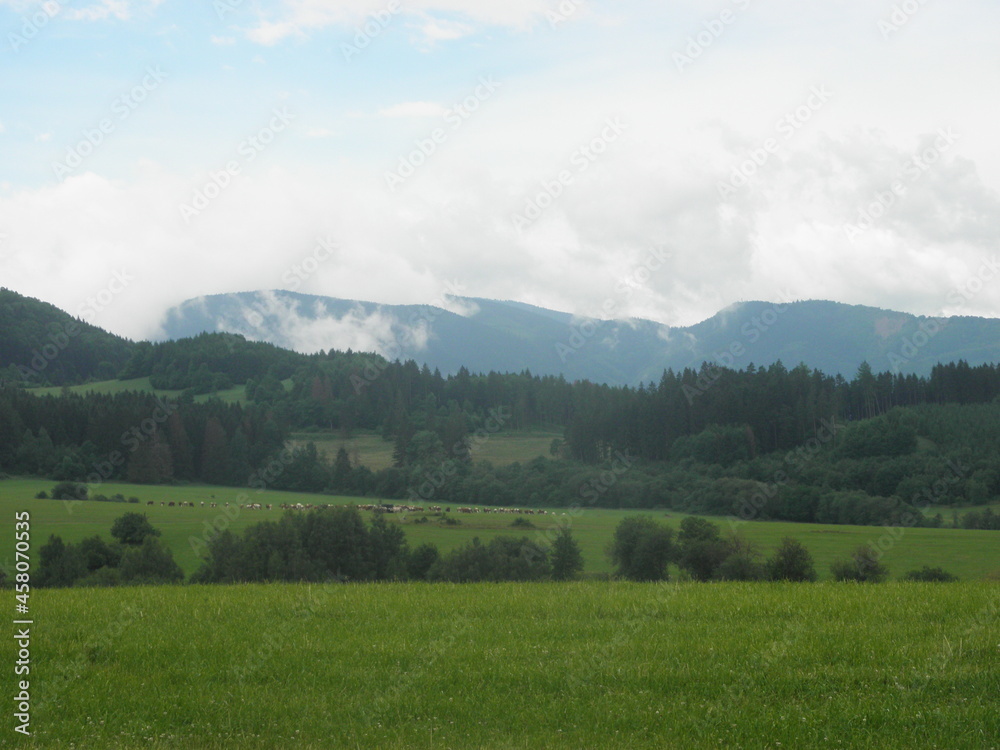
[158,291,1000,384]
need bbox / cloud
[34,132,51,142]
[242,0,556,45]
[378,101,448,118]
[210,34,236,45]
[4,118,998,347]
[217,291,432,356]
[3,0,1000,343]
[411,16,474,45]
[65,0,132,21]
[246,21,304,46]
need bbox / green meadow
[26,376,298,405]
[289,428,563,471]
[4,582,998,748]
[2,477,998,582]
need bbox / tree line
[19,508,962,590]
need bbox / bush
[676,517,726,581]
[715,537,765,581]
[407,543,440,580]
[119,536,184,584]
[766,538,818,582]
[110,513,161,546]
[608,517,674,581]
[50,481,88,501]
[551,527,584,581]
[831,545,889,582]
[510,516,534,528]
[430,537,551,582]
[34,491,48,499]
[903,566,958,582]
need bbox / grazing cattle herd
[142,499,548,516]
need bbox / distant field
[26,377,292,405]
[2,478,998,581]
[290,429,562,471]
[4,582,998,748]
[289,431,397,471]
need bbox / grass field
[289,429,563,471]
[2,478,998,582]
[4,582,998,748]
[27,377,293,405]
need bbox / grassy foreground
[5,582,998,749]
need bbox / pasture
[28,377,248,405]
[289,428,563,471]
[2,478,999,582]
[4,582,998,748]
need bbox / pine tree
[200,417,230,485]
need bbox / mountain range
[157,290,1000,385]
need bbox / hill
[0,287,134,385]
[158,291,1000,384]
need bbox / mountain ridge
[157,290,1000,384]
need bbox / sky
[1,0,999,343]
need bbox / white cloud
[65,0,132,21]
[210,34,236,45]
[378,101,448,118]
[305,127,335,138]
[3,115,997,345]
[236,292,431,355]
[411,16,474,45]
[246,21,304,46]
[34,132,51,142]
[243,0,556,45]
